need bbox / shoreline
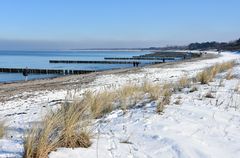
[0,52,217,102]
[0,50,204,84]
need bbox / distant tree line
[146,38,240,51]
[188,38,240,51]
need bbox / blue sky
[0,0,239,50]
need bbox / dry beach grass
[24,101,91,158]
[23,82,173,158]
[0,121,5,138]
[226,69,233,80]
[197,61,235,84]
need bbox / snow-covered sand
[0,51,240,158]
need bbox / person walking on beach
[23,67,29,81]
[136,62,139,67]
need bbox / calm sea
[0,50,149,83]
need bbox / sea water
[0,50,149,82]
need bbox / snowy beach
[1,51,240,158]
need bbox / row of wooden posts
[0,68,95,75]
[0,56,181,75]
